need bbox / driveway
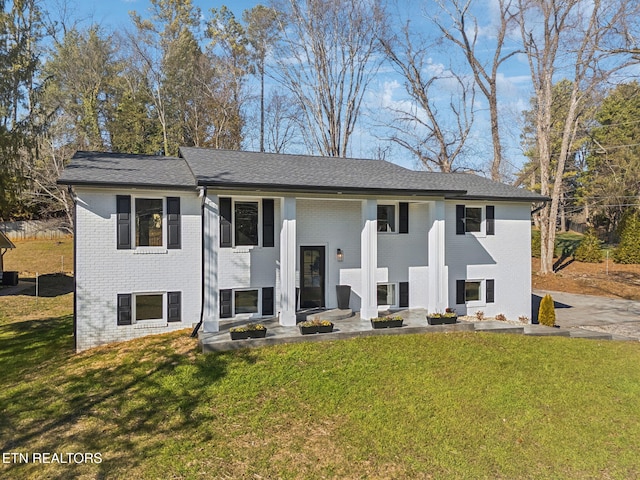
[533,290,640,340]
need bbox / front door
[300,246,325,308]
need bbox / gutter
[68,185,78,352]
[191,186,207,337]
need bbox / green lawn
[2,303,640,479]
[2,238,640,478]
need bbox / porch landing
[198,309,611,353]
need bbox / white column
[360,199,378,320]
[279,197,297,326]
[428,200,448,313]
[202,194,220,332]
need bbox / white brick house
[59,148,544,351]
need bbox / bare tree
[264,91,302,153]
[517,0,638,274]
[432,0,519,180]
[380,22,476,172]
[270,0,386,157]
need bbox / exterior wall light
[337,248,344,262]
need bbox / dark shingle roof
[57,151,195,189]
[58,148,546,202]
[179,147,544,201]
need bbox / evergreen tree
[613,210,640,264]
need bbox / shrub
[495,313,507,321]
[531,230,541,258]
[573,229,603,263]
[538,294,556,327]
[475,311,485,321]
[613,210,640,264]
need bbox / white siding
[445,201,531,320]
[74,188,201,350]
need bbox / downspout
[68,185,78,352]
[191,186,207,337]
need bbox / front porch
[197,308,599,353]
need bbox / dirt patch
[532,258,640,300]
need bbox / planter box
[427,316,458,325]
[230,329,267,340]
[371,319,403,329]
[230,330,250,340]
[248,329,267,338]
[299,325,318,335]
[299,323,334,335]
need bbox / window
[377,205,395,232]
[234,289,259,314]
[235,202,259,246]
[456,279,494,305]
[465,207,482,233]
[456,204,495,236]
[116,195,181,250]
[135,294,163,321]
[136,198,163,246]
[377,284,396,306]
[464,281,481,302]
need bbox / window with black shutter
[167,197,181,249]
[456,205,465,235]
[399,203,409,234]
[116,195,131,249]
[220,289,232,318]
[486,279,495,303]
[456,280,466,304]
[486,206,495,236]
[117,294,132,325]
[262,287,274,316]
[263,199,275,247]
[220,198,232,247]
[167,291,182,322]
[399,282,409,308]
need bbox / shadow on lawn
[0,314,257,479]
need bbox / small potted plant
[427,308,457,325]
[229,323,267,340]
[371,315,404,329]
[298,319,334,335]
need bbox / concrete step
[473,320,524,335]
[568,328,613,340]
[523,324,571,337]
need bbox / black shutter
[456,280,466,304]
[486,279,495,303]
[262,287,274,316]
[486,205,495,236]
[220,289,232,318]
[456,205,465,235]
[220,198,232,247]
[399,282,409,308]
[116,195,131,249]
[263,199,274,247]
[399,202,409,234]
[167,291,181,322]
[117,294,132,325]
[167,197,181,249]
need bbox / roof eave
[57,179,198,191]
[197,180,467,197]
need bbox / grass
[2,306,640,478]
[2,236,73,275]
[2,238,640,478]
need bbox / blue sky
[43,0,535,174]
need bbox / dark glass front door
[300,246,325,308]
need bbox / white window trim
[232,288,261,318]
[377,282,397,309]
[132,196,166,251]
[232,198,262,249]
[464,279,486,308]
[377,202,398,234]
[133,291,166,327]
[464,204,486,238]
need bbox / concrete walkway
[533,290,640,341]
[199,301,627,353]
